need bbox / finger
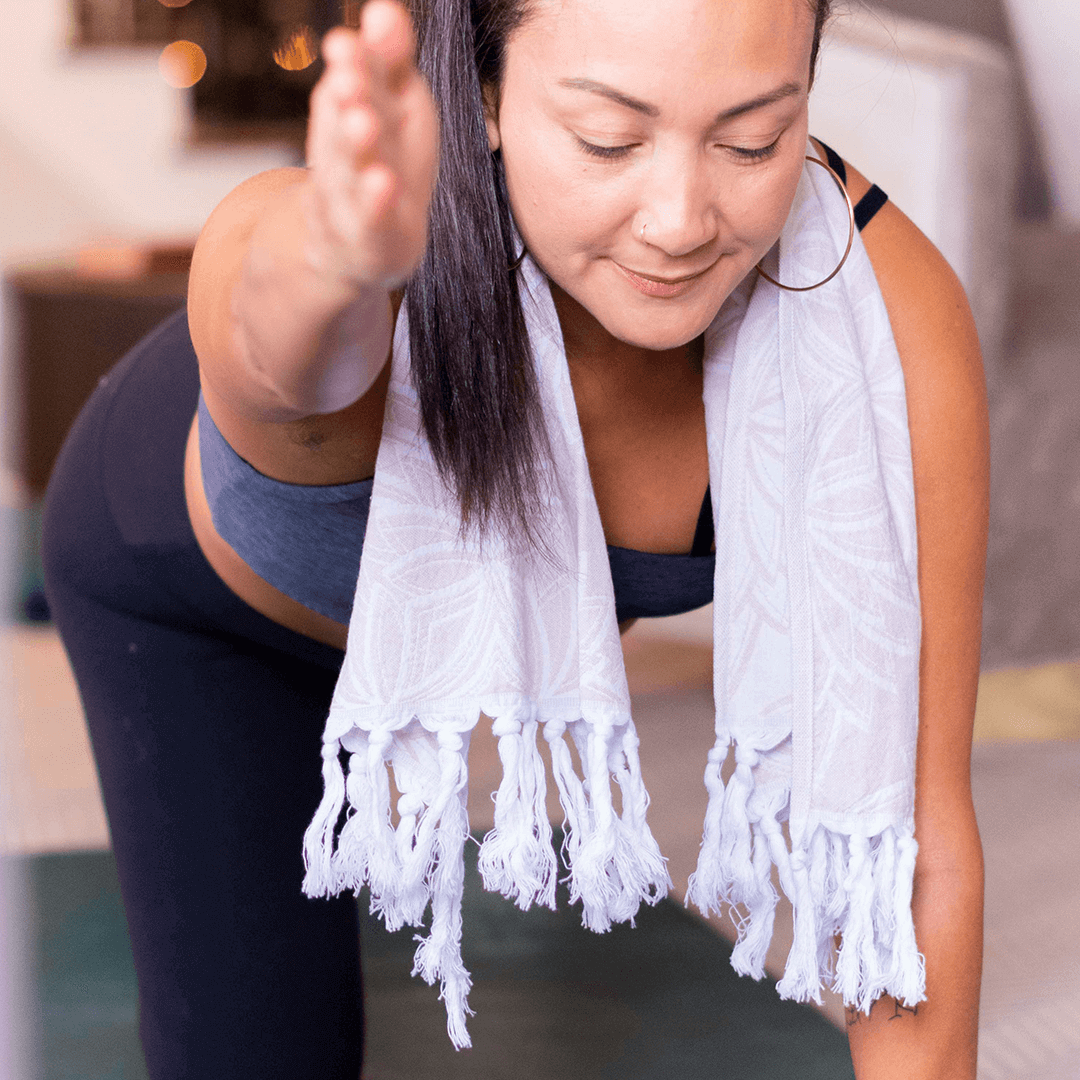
[339,104,381,164]
[361,0,417,92]
[321,28,380,109]
[320,26,359,68]
[307,89,378,178]
[361,163,400,223]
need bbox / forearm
[230,178,393,419]
[846,811,983,1079]
[192,7,437,424]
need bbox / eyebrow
[557,77,803,123]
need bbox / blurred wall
[874,0,1075,223]
[1,0,1071,264]
[0,0,294,267]
[999,0,1080,225]
[874,0,1012,45]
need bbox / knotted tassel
[888,831,924,1006]
[776,845,825,1004]
[359,727,402,924]
[543,717,588,867]
[718,745,761,903]
[833,833,878,1013]
[610,725,670,916]
[409,729,475,1048]
[331,741,383,897]
[729,819,782,979]
[301,739,346,897]
[807,826,840,978]
[478,714,557,910]
[391,789,430,927]
[569,718,623,931]
[685,736,731,916]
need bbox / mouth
[612,259,716,298]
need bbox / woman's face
[486,0,816,353]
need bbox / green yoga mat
[23,848,854,1079]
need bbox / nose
[636,151,719,258]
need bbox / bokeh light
[273,26,317,71]
[158,41,207,88]
[157,0,195,7]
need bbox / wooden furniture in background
[5,247,192,497]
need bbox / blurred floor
[3,623,1079,1079]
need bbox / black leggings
[41,309,364,1080]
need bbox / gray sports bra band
[199,393,373,624]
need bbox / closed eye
[577,136,782,163]
[726,138,781,162]
[576,136,637,161]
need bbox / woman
[42,0,987,1076]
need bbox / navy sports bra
[201,142,886,626]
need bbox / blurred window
[70,0,345,146]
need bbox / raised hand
[305,1,439,289]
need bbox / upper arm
[847,158,989,867]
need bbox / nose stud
[640,222,647,241]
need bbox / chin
[596,297,723,351]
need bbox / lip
[612,259,716,298]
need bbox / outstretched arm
[188,0,438,427]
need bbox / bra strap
[816,138,847,185]
[854,184,889,231]
[812,137,889,231]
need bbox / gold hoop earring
[756,155,855,292]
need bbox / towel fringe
[410,730,473,1048]
[558,718,670,931]
[477,715,557,910]
[728,821,779,977]
[688,748,925,1011]
[685,736,730,915]
[305,710,667,1049]
[301,740,346,897]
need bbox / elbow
[228,283,393,420]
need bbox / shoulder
[190,166,309,283]
[816,144,987,514]
[194,166,309,250]
[827,151,986,446]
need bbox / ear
[481,83,501,152]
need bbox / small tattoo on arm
[889,999,919,1021]
[845,997,919,1026]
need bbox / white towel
[303,149,925,1047]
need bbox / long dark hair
[405,0,833,544]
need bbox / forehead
[511,0,816,98]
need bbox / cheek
[505,158,624,264]
[499,119,631,262]
[724,141,810,256]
